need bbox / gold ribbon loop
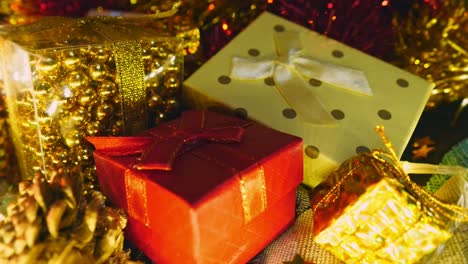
[231,31,372,125]
[313,126,468,238]
[372,126,468,222]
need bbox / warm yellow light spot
[332,16,337,21]
[130,0,138,5]
[428,18,438,27]
[414,59,420,65]
[222,22,229,31]
[381,0,389,6]
[267,0,274,4]
[443,88,453,94]
[423,63,430,68]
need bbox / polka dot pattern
[378,110,392,120]
[397,78,409,88]
[356,146,371,154]
[305,146,320,159]
[308,78,322,87]
[331,109,345,120]
[234,108,248,119]
[218,75,231,84]
[282,108,297,119]
[332,50,344,58]
[248,48,260,57]
[264,77,275,86]
[274,25,285,32]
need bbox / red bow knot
[87,111,246,171]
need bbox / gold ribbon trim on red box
[88,110,268,226]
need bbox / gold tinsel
[393,0,467,109]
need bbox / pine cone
[0,171,132,263]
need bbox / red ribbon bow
[87,111,247,171]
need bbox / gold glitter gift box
[0,16,184,181]
[311,128,468,264]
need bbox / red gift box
[89,110,303,263]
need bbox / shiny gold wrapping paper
[311,128,468,264]
[314,176,451,264]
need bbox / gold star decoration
[412,144,436,160]
[412,136,435,149]
[412,136,436,160]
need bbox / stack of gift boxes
[1,10,466,264]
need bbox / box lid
[2,16,176,51]
[94,110,303,210]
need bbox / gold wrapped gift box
[311,137,468,264]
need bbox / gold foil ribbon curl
[314,126,468,223]
[393,0,467,110]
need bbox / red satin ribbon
[87,111,246,171]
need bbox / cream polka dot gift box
[183,12,433,188]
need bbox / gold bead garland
[6,38,183,186]
[0,94,19,186]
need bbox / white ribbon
[230,31,372,125]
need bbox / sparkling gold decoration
[393,0,467,109]
[0,172,135,263]
[411,136,437,161]
[312,126,468,264]
[0,92,19,186]
[88,0,202,77]
[413,136,436,149]
[315,178,451,263]
[412,144,436,160]
[0,16,184,186]
[0,0,182,26]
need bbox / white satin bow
[230,31,372,125]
